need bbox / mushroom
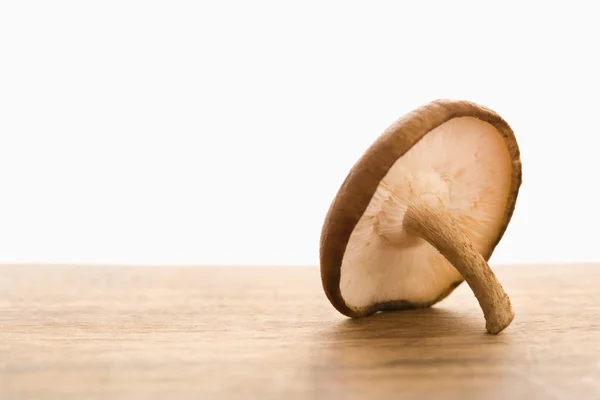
[319,99,521,334]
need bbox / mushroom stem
[402,198,514,334]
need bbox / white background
[0,1,598,266]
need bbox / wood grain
[1,264,599,400]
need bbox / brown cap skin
[319,99,522,318]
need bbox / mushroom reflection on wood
[319,99,522,334]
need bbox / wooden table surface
[1,264,599,400]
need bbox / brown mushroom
[320,99,521,334]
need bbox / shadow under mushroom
[300,307,516,398]
[306,306,513,374]
[324,306,485,342]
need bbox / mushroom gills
[340,116,513,317]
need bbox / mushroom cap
[320,99,522,318]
